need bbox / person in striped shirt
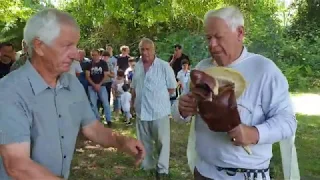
[131,38,177,179]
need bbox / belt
[216,166,269,180]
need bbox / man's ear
[236,26,245,42]
[33,38,44,56]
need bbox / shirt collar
[228,46,248,67]
[24,60,70,95]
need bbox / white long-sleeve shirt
[172,47,297,180]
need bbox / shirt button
[64,155,66,158]
[61,136,64,139]
[58,114,62,118]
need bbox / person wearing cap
[172,6,297,180]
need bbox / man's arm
[98,62,109,85]
[131,88,136,108]
[168,55,175,66]
[99,71,109,86]
[75,61,83,77]
[82,121,128,149]
[85,70,96,87]
[165,64,177,94]
[0,143,61,180]
[255,65,297,144]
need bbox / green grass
[69,114,320,180]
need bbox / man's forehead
[205,17,229,33]
[1,46,13,51]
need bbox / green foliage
[2,0,320,92]
[156,31,209,65]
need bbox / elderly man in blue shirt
[0,8,145,180]
[172,6,297,180]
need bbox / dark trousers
[194,168,213,180]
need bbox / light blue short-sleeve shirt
[0,61,97,179]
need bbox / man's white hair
[23,8,79,56]
[139,38,155,51]
[204,6,244,31]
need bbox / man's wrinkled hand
[227,124,259,146]
[178,93,197,118]
[94,84,101,92]
[120,138,146,167]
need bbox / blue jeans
[88,86,112,122]
[113,97,121,111]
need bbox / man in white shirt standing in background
[68,59,82,76]
[131,38,176,179]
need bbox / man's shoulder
[247,53,280,73]
[182,53,189,59]
[156,57,171,67]
[195,58,213,70]
[0,68,32,100]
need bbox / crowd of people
[0,5,298,180]
[0,39,191,127]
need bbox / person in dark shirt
[168,44,190,100]
[169,44,190,77]
[85,49,112,127]
[0,42,15,78]
[116,45,131,71]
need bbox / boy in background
[112,70,126,119]
[121,84,132,126]
[125,57,136,86]
[176,59,190,95]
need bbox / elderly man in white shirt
[68,60,82,76]
[172,6,298,180]
[131,38,177,179]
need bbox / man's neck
[31,57,59,87]
[215,46,244,66]
[176,53,182,59]
[142,57,155,71]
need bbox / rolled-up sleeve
[0,95,31,145]
[255,68,297,144]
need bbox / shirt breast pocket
[68,101,83,127]
[237,102,254,126]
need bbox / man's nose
[209,38,218,47]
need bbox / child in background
[176,59,191,95]
[120,84,132,126]
[112,70,126,119]
[125,57,136,86]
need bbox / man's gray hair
[204,6,244,31]
[23,8,79,56]
[138,38,155,50]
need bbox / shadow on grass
[70,114,320,180]
[70,118,192,180]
